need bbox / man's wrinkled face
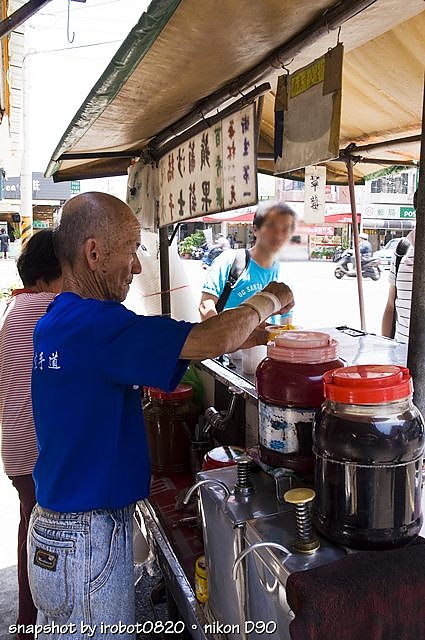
[253,209,295,254]
[100,214,142,302]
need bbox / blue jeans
[27,505,135,639]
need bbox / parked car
[373,238,401,269]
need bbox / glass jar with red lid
[143,384,198,475]
[256,331,343,474]
[313,364,425,549]
[201,445,245,471]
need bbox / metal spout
[182,479,231,505]
[232,541,290,580]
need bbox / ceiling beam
[0,0,53,40]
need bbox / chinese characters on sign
[304,165,326,224]
[158,104,257,226]
[362,204,416,220]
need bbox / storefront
[362,203,416,248]
[2,171,72,232]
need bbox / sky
[26,0,149,173]
[21,0,278,200]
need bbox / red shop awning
[201,208,255,223]
[324,213,361,224]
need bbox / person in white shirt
[382,192,416,343]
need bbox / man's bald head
[54,192,138,267]
[54,192,142,302]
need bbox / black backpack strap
[391,237,411,338]
[215,249,250,312]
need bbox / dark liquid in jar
[313,408,424,549]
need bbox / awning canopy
[45,0,425,185]
[363,219,416,230]
[325,213,361,225]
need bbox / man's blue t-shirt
[31,293,193,512]
[202,249,280,310]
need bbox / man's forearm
[180,306,260,360]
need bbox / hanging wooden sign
[304,165,327,224]
[274,43,343,174]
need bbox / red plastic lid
[267,330,339,364]
[323,365,413,404]
[146,383,193,401]
[202,446,245,470]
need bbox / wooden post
[407,76,425,415]
[346,157,366,331]
[159,225,171,317]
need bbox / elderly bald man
[28,192,294,640]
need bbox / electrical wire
[27,39,122,56]
[43,0,145,15]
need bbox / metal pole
[0,0,52,40]
[256,95,265,150]
[346,157,366,331]
[407,76,425,416]
[21,28,33,245]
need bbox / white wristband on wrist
[240,291,282,324]
[256,291,282,314]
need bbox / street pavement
[0,249,391,637]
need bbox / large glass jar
[313,364,425,549]
[256,331,343,474]
[143,384,198,475]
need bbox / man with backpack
[199,201,296,319]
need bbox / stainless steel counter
[198,326,407,400]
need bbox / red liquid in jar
[256,331,343,474]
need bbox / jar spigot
[284,488,320,554]
[234,455,254,497]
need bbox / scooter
[334,249,381,280]
[201,246,223,269]
[191,246,204,260]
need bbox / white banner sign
[159,104,257,226]
[304,165,326,223]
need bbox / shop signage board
[3,173,72,200]
[363,204,416,219]
[313,225,334,235]
[400,206,416,219]
[274,44,343,174]
[304,165,326,223]
[158,103,257,227]
[70,180,81,195]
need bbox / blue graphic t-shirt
[202,249,281,310]
[32,293,193,512]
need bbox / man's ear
[83,237,100,271]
